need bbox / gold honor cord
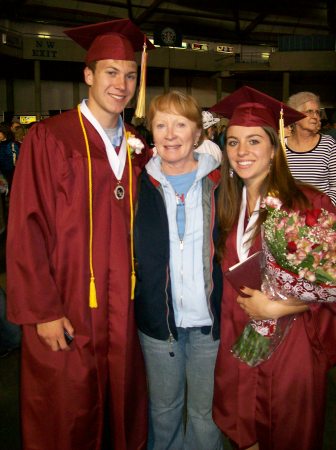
[125,128,136,300]
[77,104,98,308]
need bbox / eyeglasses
[302,109,321,117]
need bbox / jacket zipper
[179,238,184,310]
[164,265,175,356]
[177,186,192,311]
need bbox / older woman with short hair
[134,90,223,450]
[285,91,336,204]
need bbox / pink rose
[262,196,283,210]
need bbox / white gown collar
[79,99,126,180]
[236,185,260,262]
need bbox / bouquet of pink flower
[262,196,336,300]
[232,196,336,367]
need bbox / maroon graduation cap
[64,18,155,64]
[209,86,305,130]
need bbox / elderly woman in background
[285,91,336,204]
[134,90,223,450]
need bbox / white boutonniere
[126,133,144,157]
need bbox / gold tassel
[78,104,98,308]
[131,271,136,300]
[134,40,148,119]
[89,276,98,308]
[279,106,287,160]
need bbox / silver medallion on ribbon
[114,184,125,200]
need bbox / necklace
[79,99,127,188]
[114,184,125,200]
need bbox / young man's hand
[36,317,74,351]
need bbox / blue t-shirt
[104,115,123,148]
[166,170,197,240]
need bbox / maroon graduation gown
[6,109,149,450]
[213,190,336,450]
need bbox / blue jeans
[139,328,223,450]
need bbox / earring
[229,167,234,178]
[194,142,198,148]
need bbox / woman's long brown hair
[215,126,314,262]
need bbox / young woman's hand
[237,287,308,320]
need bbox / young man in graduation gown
[6,19,154,450]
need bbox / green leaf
[287,216,294,226]
[299,254,314,269]
[232,324,271,367]
[315,268,336,284]
[298,226,308,238]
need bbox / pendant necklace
[111,136,128,200]
[114,183,125,200]
[113,109,126,200]
[104,131,126,200]
[79,99,127,201]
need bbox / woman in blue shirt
[134,91,223,450]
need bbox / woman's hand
[237,287,309,320]
[237,288,277,320]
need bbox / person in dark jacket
[0,123,19,190]
[135,91,223,450]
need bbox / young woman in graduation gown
[211,86,336,450]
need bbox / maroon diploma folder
[225,251,263,293]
